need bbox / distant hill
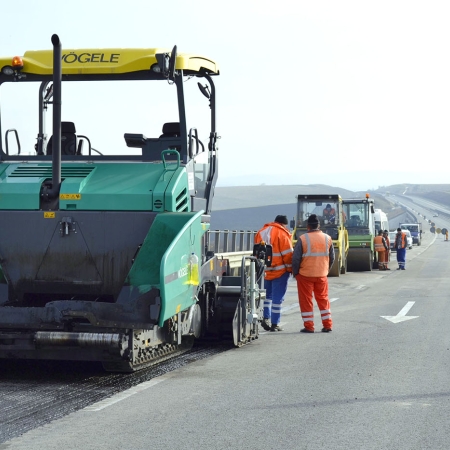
[376,183,450,196]
[417,191,450,208]
[210,203,297,231]
[212,184,356,211]
[209,183,450,232]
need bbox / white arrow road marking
[381,301,419,323]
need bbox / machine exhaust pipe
[35,331,122,349]
[49,34,62,199]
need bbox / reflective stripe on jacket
[255,222,293,280]
[374,235,387,252]
[298,231,332,277]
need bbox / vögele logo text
[61,53,120,64]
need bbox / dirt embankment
[420,191,450,208]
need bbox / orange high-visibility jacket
[255,222,293,280]
[374,235,387,252]
[298,231,332,277]
[394,232,407,249]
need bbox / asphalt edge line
[83,376,170,411]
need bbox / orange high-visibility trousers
[377,251,386,269]
[296,274,332,331]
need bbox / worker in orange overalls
[374,230,388,270]
[292,214,335,333]
[255,215,293,332]
[322,203,336,224]
[383,230,391,270]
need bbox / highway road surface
[1,216,449,450]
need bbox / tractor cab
[291,194,348,277]
[0,40,219,214]
[292,195,344,244]
[342,195,376,271]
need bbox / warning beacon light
[1,56,24,76]
[12,56,23,70]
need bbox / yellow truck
[291,195,349,277]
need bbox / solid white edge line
[83,376,169,411]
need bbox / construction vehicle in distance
[291,195,349,277]
[342,194,376,271]
[399,222,422,245]
[0,35,266,372]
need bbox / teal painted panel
[164,169,190,212]
[0,162,190,212]
[0,164,44,209]
[125,210,206,326]
[159,211,205,326]
[152,166,183,213]
[59,164,164,210]
[126,211,198,290]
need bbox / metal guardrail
[216,251,252,271]
[206,230,259,274]
[208,230,257,253]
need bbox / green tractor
[291,195,349,277]
[0,35,265,372]
[342,195,376,271]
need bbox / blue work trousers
[264,271,290,325]
[396,248,406,269]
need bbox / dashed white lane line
[83,377,170,411]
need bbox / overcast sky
[2,0,450,191]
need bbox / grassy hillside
[420,191,450,207]
[210,182,450,233]
[210,185,400,232]
[213,184,356,211]
[210,203,297,231]
[375,184,450,195]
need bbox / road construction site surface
[1,224,449,450]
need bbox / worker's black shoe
[300,328,314,333]
[261,319,271,331]
[321,328,332,333]
[270,324,283,332]
[401,267,406,270]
